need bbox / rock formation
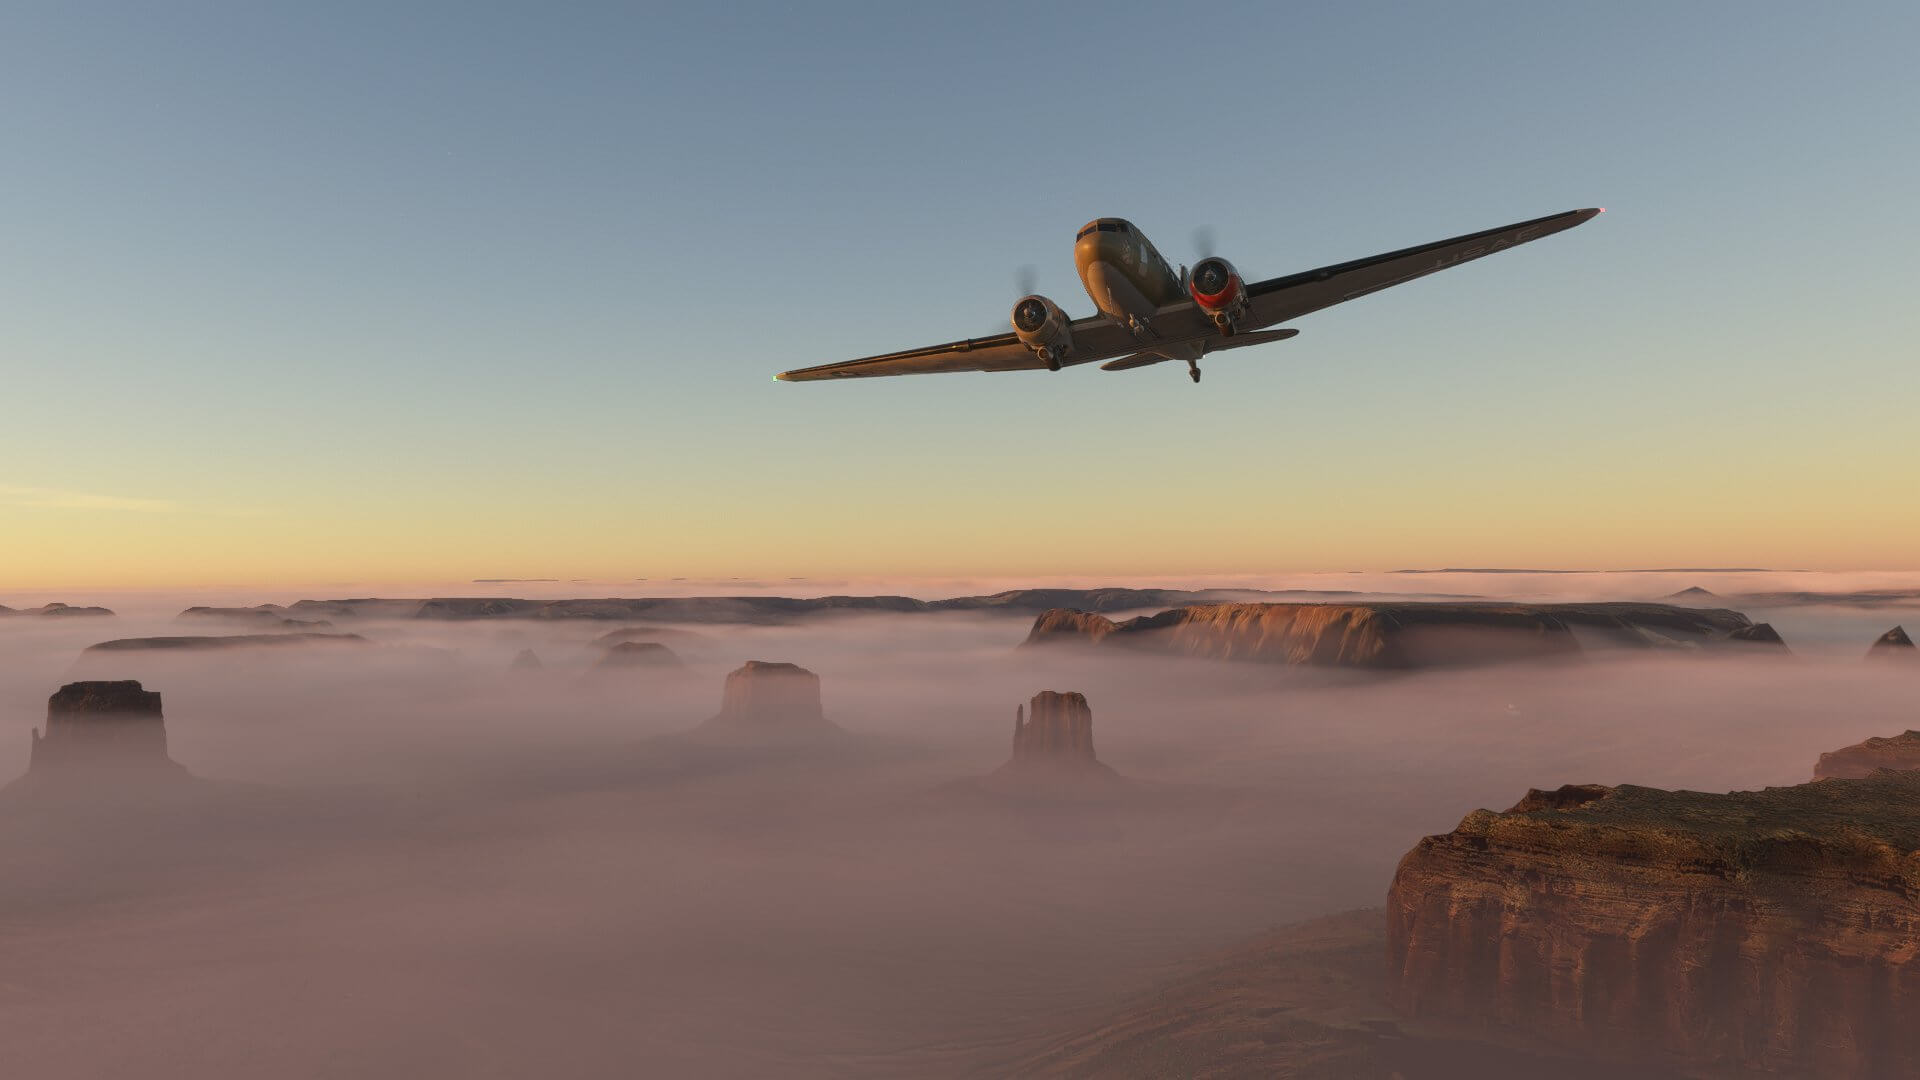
[1388,774,1920,1076]
[24,681,189,781]
[509,648,544,671]
[1717,621,1790,649]
[178,605,333,630]
[1663,586,1720,603]
[1815,730,1920,779]
[991,691,1120,784]
[1022,601,1765,668]
[1,601,115,617]
[1022,609,1120,647]
[1867,625,1916,662]
[693,661,843,743]
[84,632,368,652]
[591,641,682,670]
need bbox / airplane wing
[775,208,1599,381]
[1239,207,1602,328]
[775,314,1147,381]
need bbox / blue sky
[4,1,1918,584]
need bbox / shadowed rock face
[1815,730,1920,779]
[989,692,1120,788]
[27,681,188,779]
[694,661,843,743]
[508,648,544,671]
[1023,601,1760,669]
[1388,774,1920,1076]
[1867,625,1916,662]
[1719,622,1788,648]
[591,641,682,670]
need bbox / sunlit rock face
[990,691,1119,786]
[1022,609,1118,647]
[1815,730,1920,779]
[1023,601,1773,668]
[1867,625,1916,663]
[1387,775,1920,1077]
[27,681,188,780]
[694,661,843,743]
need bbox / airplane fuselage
[1073,218,1184,336]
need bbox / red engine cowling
[1188,257,1248,334]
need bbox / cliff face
[1867,625,1916,662]
[27,680,188,779]
[1023,602,1764,668]
[1022,609,1118,647]
[992,690,1120,783]
[1816,730,1920,779]
[1387,775,1920,1077]
[695,661,843,742]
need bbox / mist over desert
[0,571,1913,1076]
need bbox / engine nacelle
[1188,257,1248,334]
[1011,294,1073,370]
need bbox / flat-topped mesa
[695,661,844,742]
[591,641,683,670]
[1867,625,1917,662]
[1388,774,1920,1076]
[1815,730,1920,779]
[28,681,188,778]
[1022,601,1765,668]
[2,602,115,617]
[992,692,1119,785]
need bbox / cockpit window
[1076,226,1097,239]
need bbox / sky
[4,1,1918,589]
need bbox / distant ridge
[1392,568,1782,575]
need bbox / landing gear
[1127,315,1153,341]
[1036,346,1062,372]
[1187,361,1202,384]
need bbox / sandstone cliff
[1388,775,1920,1077]
[694,661,844,743]
[991,691,1119,785]
[1023,601,1763,668]
[23,680,190,781]
[1815,730,1920,780]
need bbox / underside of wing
[777,315,1146,381]
[1241,208,1602,328]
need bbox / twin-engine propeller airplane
[776,207,1601,384]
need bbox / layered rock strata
[1024,601,1763,668]
[1388,775,1920,1077]
[1815,730,1920,779]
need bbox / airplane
[775,207,1601,384]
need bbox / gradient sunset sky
[5,2,1917,589]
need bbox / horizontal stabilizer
[1204,328,1299,353]
[1099,328,1299,372]
[1099,351,1174,372]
